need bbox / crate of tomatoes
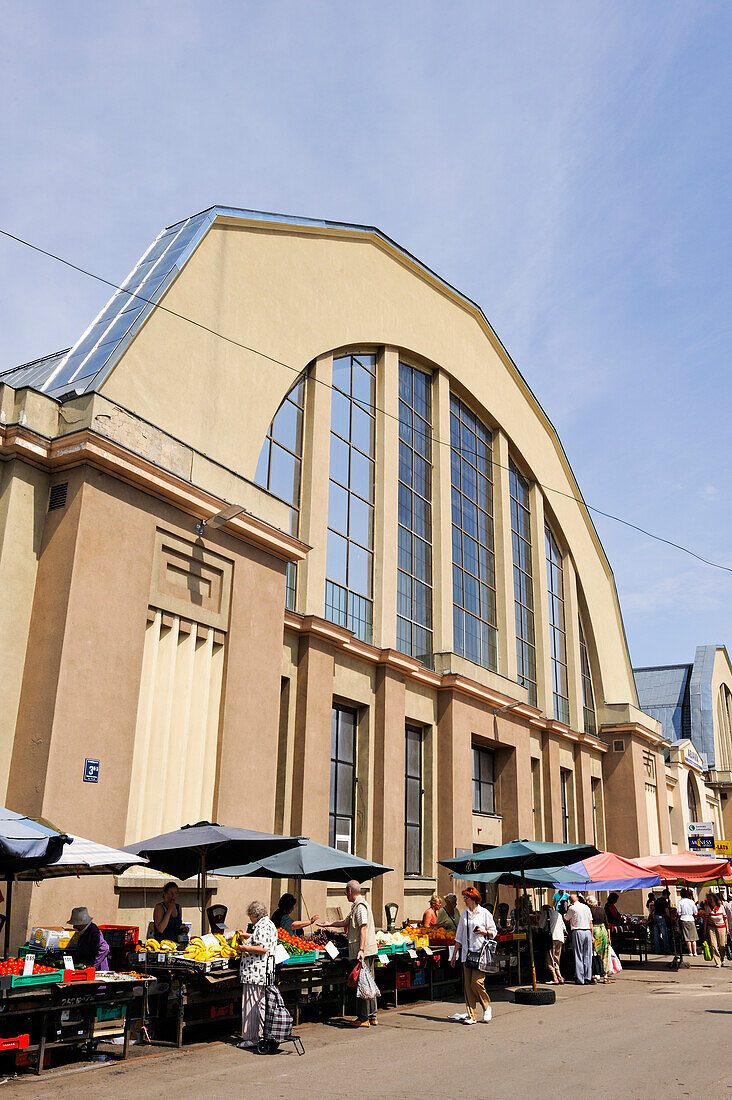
[0,958,64,989]
[277,929,320,965]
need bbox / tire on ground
[513,986,556,1006]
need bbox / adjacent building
[0,207,672,940]
[635,646,732,848]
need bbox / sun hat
[67,906,92,927]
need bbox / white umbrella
[15,834,148,879]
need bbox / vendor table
[611,928,649,965]
[0,975,153,1075]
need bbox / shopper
[539,898,566,984]
[271,893,320,934]
[565,892,594,985]
[704,893,728,967]
[237,900,278,1049]
[650,889,671,954]
[422,895,443,928]
[676,889,698,957]
[153,882,184,943]
[604,892,622,929]
[65,907,111,970]
[449,886,497,1024]
[435,893,460,933]
[321,881,378,1027]
[586,893,611,983]
[723,894,732,961]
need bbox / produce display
[277,929,320,955]
[0,959,59,976]
[375,930,414,948]
[412,925,455,946]
[136,934,238,960]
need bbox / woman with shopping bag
[449,887,497,1025]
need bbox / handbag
[347,960,362,988]
[591,952,604,978]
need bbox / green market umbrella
[440,839,600,996]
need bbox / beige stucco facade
[0,210,673,944]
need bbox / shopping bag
[591,953,604,978]
[609,947,622,974]
[702,939,712,961]
[347,961,362,988]
[356,962,380,1000]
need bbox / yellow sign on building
[714,840,731,857]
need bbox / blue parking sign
[83,758,100,783]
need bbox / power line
[2,225,731,577]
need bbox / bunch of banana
[181,936,218,962]
[144,938,161,952]
[215,933,237,958]
[160,940,178,953]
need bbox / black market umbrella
[218,837,392,919]
[0,808,71,955]
[123,821,300,934]
[440,839,600,997]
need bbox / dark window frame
[329,704,358,853]
[404,726,423,876]
[472,745,495,815]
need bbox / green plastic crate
[281,951,318,965]
[8,969,64,989]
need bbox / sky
[1,0,730,668]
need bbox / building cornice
[0,422,308,564]
[600,722,670,750]
[283,610,607,754]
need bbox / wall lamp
[492,701,524,717]
[196,503,247,538]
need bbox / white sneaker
[461,1017,477,1025]
[449,1012,469,1021]
[480,1008,492,1022]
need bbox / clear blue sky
[1,1,730,667]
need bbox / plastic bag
[356,962,380,1000]
[702,939,712,961]
[609,947,623,974]
[347,961,362,988]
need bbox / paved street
[9,959,732,1098]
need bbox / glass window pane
[336,763,354,814]
[338,710,355,762]
[348,543,372,598]
[332,355,351,394]
[328,481,349,535]
[406,779,420,823]
[268,443,299,505]
[349,495,372,549]
[350,449,373,501]
[351,403,374,453]
[254,439,270,487]
[329,434,349,486]
[326,530,348,586]
[352,362,375,410]
[406,729,421,775]
[331,388,351,436]
[271,399,302,451]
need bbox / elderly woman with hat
[66,906,110,970]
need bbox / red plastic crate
[63,967,96,983]
[99,925,139,946]
[0,1034,29,1052]
[396,972,411,990]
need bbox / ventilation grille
[48,483,68,511]
[612,739,626,752]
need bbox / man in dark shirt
[651,890,670,953]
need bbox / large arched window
[545,526,569,724]
[578,618,597,736]
[687,776,699,823]
[254,371,307,609]
[450,396,497,671]
[324,353,376,642]
[397,362,433,666]
[509,460,536,705]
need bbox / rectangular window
[509,461,536,706]
[325,354,376,642]
[560,768,570,843]
[578,619,596,736]
[545,526,570,724]
[404,726,423,876]
[330,704,357,853]
[450,396,497,671]
[591,777,605,849]
[531,758,543,841]
[472,746,495,814]
[397,362,433,666]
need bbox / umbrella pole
[4,877,11,958]
[522,870,538,992]
[201,851,207,937]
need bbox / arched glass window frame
[545,524,570,725]
[254,368,309,610]
[450,395,498,672]
[509,458,536,705]
[578,616,597,736]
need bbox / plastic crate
[63,967,96,983]
[412,967,426,987]
[1,969,64,990]
[281,951,318,965]
[395,971,411,990]
[0,1034,29,1052]
[97,1004,127,1022]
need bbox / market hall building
[0,207,671,942]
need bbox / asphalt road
[9,959,732,1098]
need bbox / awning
[634,851,732,883]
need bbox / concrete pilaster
[370,666,406,923]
